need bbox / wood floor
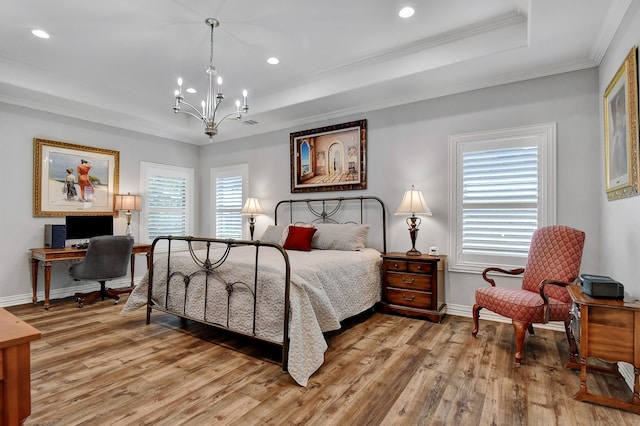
[7,296,640,426]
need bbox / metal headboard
[274,196,386,254]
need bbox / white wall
[598,0,640,298]
[198,68,602,310]
[0,103,199,304]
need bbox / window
[140,162,194,244]
[449,123,556,273]
[211,164,248,239]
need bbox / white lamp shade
[240,198,264,216]
[114,193,142,211]
[394,187,432,216]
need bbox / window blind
[147,175,188,239]
[215,174,243,238]
[462,146,538,257]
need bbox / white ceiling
[0,0,630,145]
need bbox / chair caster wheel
[78,303,84,308]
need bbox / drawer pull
[401,277,415,285]
[401,293,415,301]
[393,263,399,269]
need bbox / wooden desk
[0,307,41,425]
[30,243,151,310]
[567,285,640,414]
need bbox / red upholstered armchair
[471,225,585,364]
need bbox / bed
[121,196,386,386]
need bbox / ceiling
[0,0,630,145]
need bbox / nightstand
[376,252,446,322]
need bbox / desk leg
[30,258,39,304]
[43,261,52,310]
[575,355,589,399]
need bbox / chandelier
[173,18,249,140]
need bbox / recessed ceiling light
[186,88,197,94]
[267,57,280,65]
[399,6,415,19]
[31,28,50,39]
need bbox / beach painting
[33,138,119,216]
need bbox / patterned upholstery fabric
[520,226,585,302]
[475,225,585,324]
[475,287,572,323]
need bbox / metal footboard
[145,236,291,372]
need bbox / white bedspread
[121,245,382,386]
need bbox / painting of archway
[290,120,367,193]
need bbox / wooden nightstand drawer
[386,272,432,291]
[408,261,432,274]
[384,259,407,272]
[385,288,432,309]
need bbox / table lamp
[114,192,142,237]
[394,185,432,256]
[240,197,264,240]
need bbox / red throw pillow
[283,226,316,251]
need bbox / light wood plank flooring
[7,296,640,425]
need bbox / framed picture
[290,119,367,193]
[33,138,120,216]
[604,46,639,201]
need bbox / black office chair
[70,235,134,307]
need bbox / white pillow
[258,225,287,245]
[311,223,370,251]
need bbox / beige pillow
[311,223,369,251]
[258,225,287,245]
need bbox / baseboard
[0,277,138,307]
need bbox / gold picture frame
[604,46,639,201]
[33,138,119,217]
[290,120,367,193]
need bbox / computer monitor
[65,215,114,241]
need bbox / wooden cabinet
[0,308,41,425]
[376,252,446,322]
[567,285,640,414]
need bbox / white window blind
[462,146,539,258]
[215,175,243,238]
[449,123,556,273]
[147,175,189,239]
[140,162,194,245]
[211,164,247,239]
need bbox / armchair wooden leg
[513,320,530,365]
[472,304,482,337]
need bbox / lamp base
[405,248,422,256]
